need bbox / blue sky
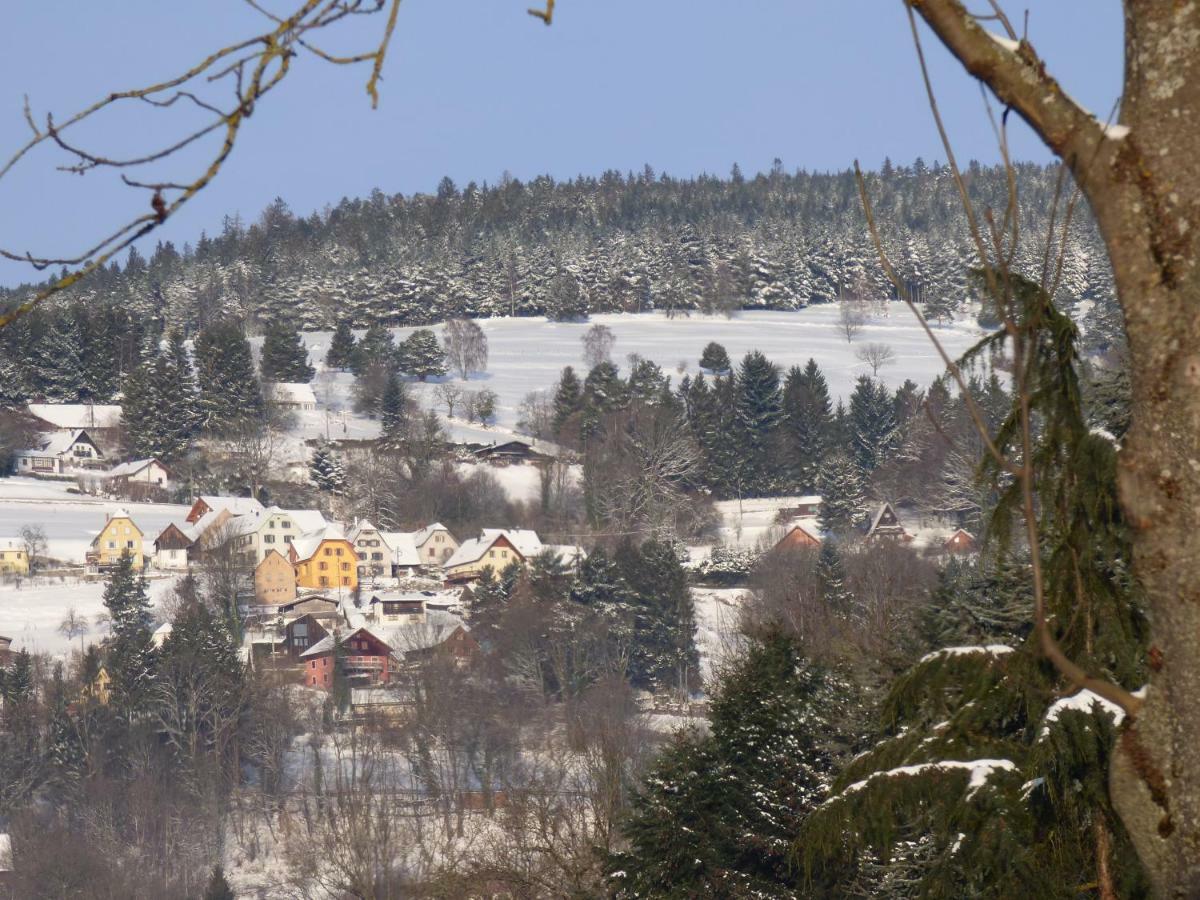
[0,1,1122,286]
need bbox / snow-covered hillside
[294,306,984,435]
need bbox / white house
[413,523,459,565]
[266,382,318,411]
[380,531,422,576]
[348,520,392,580]
[229,506,305,566]
[12,429,104,474]
[106,457,172,492]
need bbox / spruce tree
[194,320,263,433]
[848,374,897,473]
[617,539,698,693]
[309,442,345,494]
[551,365,583,437]
[259,318,315,382]
[102,552,156,720]
[699,340,732,374]
[817,541,853,614]
[612,630,859,897]
[817,452,866,536]
[398,328,447,380]
[733,350,783,495]
[782,359,834,493]
[351,323,396,377]
[325,319,357,371]
[379,370,409,442]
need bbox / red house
[771,521,822,552]
[301,627,393,690]
[943,528,978,555]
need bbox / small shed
[943,528,978,555]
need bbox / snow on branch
[829,758,1017,805]
[1039,685,1148,738]
[918,644,1014,665]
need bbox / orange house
[288,527,358,591]
[255,549,298,606]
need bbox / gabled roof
[300,626,392,658]
[444,529,539,570]
[289,523,351,563]
[282,508,328,532]
[866,501,907,537]
[266,381,317,405]
[347,519,383,544]
[27,403,122,430]
[413,522,451,546]
[107,457,167,479]
[197,496,265,518]
[256,548,292,569]
[785,520,822,543]
[154,522,194,550]
[480,528,542,557]
[380,531,420,566]
[542,544,587,566]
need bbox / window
[501,550,508,559]
[429,548,435,557]
[340,562,349,571]
[284,535,293,544]
[282,520,291,529]
[435,534,443,543]
[107,541,116,549]
[371,552,383,561]
[335,547,343,557]
[264,534,275,544]
[319,561,328,571]
[319,576,329,587]
[357,552,366,560]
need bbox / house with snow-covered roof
[12,428,104,474]
[772,520,822,552]
[443,529,541,583]
[380,531,421,575]
[348,519,391,579]
[229,506,306,566]
[301,627,392,689]
[255,549,298,607]
[152,523,194,570]
[413,522,458,565]
[106,457,171,493]
[88,508,144,570]
[0,541,29,576]
[943,528,978,555]
[265,381,318,411]
[288,524,358,591]
[186,495,265,524]
[865,502,913,542]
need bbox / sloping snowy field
[295,306,984,434]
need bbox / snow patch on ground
[692,587,749,684]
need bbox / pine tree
[351,323,396,377]
[733,350,784,495]
[259,318,315,382]
[309,442,345,494]
[379,370,409,442]
[817,541,853,614]
[580,361,626,440]
[617,539,698,693]
[699,341,732,374]
[782,359,834,493]
[102,552,156,720]
[612,630,859,897]
[399,328,447,380]
[325,319,357,371]
[552,365,583,437]
[817,452,866,536]
[848,374,897,473]
[194,320,263,433]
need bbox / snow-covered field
[295,306,984,434]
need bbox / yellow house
[90,508,144,570]
[0,541,29,575]
[288,526,358,591]
[254,549,298,606]
[442,533,527,583]
[90,666,112,705]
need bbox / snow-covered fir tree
[259,318,315,382]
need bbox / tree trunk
[907,2,1200,894]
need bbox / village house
[771,520,822,552]
[289,525,358,591]
[368,591,428,625]
[90,666,112,704]
[865,502,913,542]
[88,509,144,570]
[151,622,173,648]
[284,613,331,660]
[348,520,392,580]
[254,549,298,607]
[776,495,822,520]
[0,542,29,576]
[442,529,540,582]
[0,635,14,667]
[414,523,459,566]
[380,530,422,576]
[472,439,552,464]
[400,624,480,668]
[230,506,304,566]
[152,523,194,571]
[276,594,340,621]
[266,381,318,411]
[943,528,978,555]
[301,627,392,690]
[185,495,265,524]
[11,428,104,475]
[105,457,172,495]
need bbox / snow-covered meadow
[294,305,985,435]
